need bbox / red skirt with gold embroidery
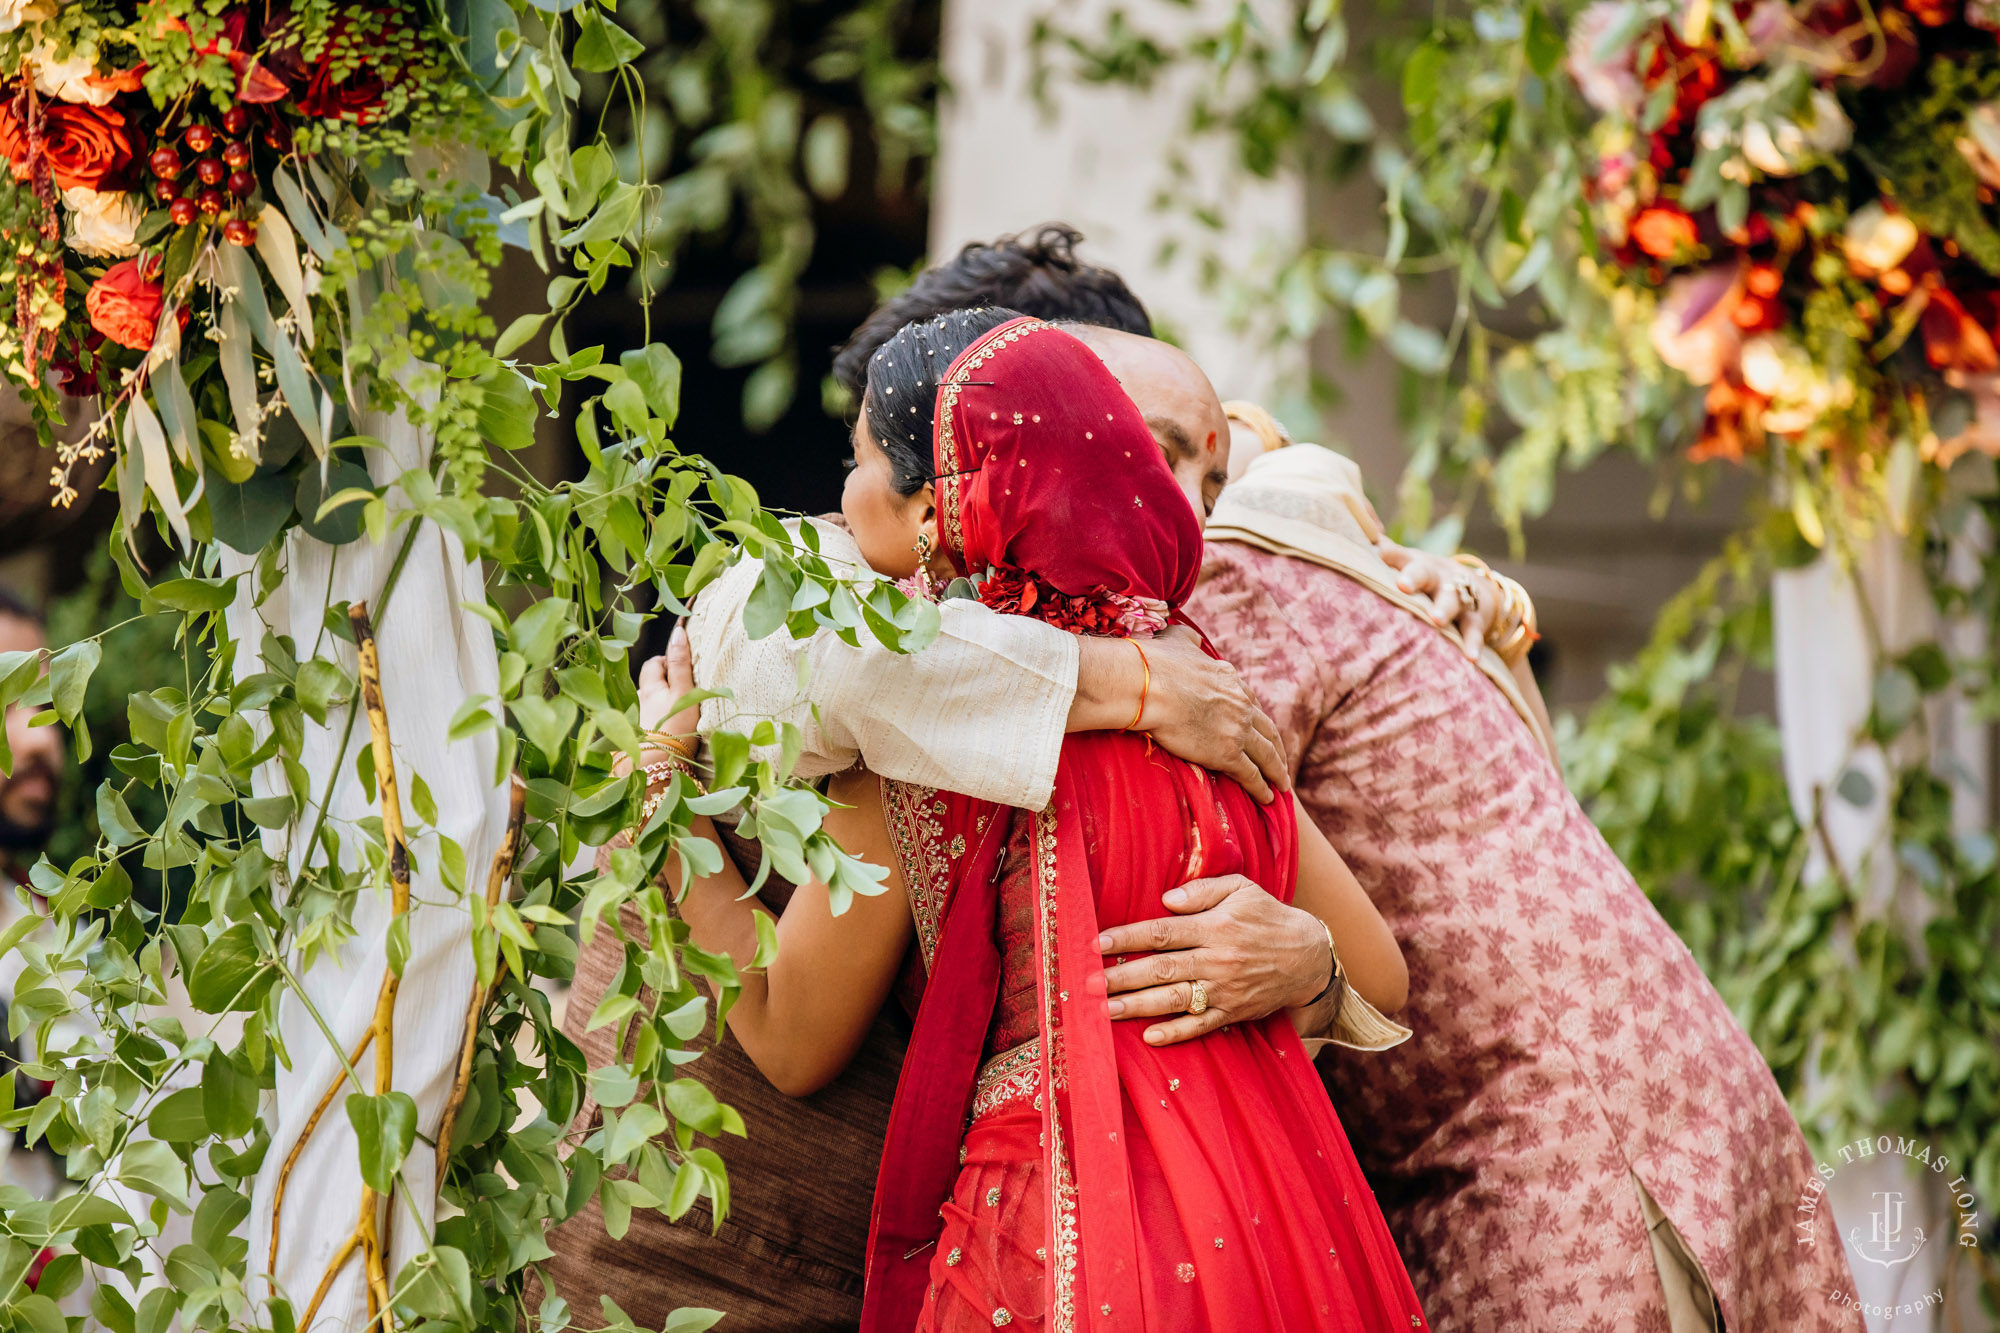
[914,1033,1423,1333]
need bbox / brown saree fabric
[540,826,904,1331]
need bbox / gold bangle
[644,730,699,759]
[1123,638,1151,732]
[1513,576,1539,637]
[1495,620,1538,666]
[1488,577,1525,643]
[1492,573,1539,664]
[1456,557,1540,660]
[639,754,707,821]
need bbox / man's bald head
[1062,325,1231,518]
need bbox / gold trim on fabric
[881,779,953,971]
[972,1038,1042,1121]
[1299,982,1415,1057]
[934,319,1054,568]
[1032,805,1079,1332]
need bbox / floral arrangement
[1570,0,2000,474]
[1,0,480,527]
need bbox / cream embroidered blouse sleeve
[686,518,1078,811]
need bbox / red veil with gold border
[861,319,1426,1333]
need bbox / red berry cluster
[148,105,289,245]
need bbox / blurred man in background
[0,587,64,1194]
[0,590,58,869]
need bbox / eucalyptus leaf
[217,296,264,463]
[206,466,296,554]
[295,459,374,545]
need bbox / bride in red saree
[649,310,1429,1333]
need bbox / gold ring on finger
[1187,979,1210,1016]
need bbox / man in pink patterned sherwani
[1175,436,1865,1333]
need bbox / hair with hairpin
[863,306,1022,495]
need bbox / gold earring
[913,531,937,597]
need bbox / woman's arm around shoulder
[672,770,916,1098]
[645,628,917,1097]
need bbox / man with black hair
[830,224,1153,395]
[825,232,1852,1332]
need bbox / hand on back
[1139,625,1290,804]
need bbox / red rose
[86,255,166,351]
[0,100,137,192]
[297,58,387,123]
[1631,205,1699,260]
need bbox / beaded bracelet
[639,754,706,821]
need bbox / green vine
[583,0,940,429]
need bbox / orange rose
[1630,205,1699,260]
[0,100,137,191]
[86,255,165,351]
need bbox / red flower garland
[974,566,1168,637]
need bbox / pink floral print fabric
[1186,540,1862,1333]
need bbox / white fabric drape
[1772,527,1990,1333]
[221,407,508,1329]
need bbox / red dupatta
[861,319,1301,1332]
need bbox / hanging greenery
[1030,0,2000,1276]
[0,2,937,1331]
[580,0,940,430]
